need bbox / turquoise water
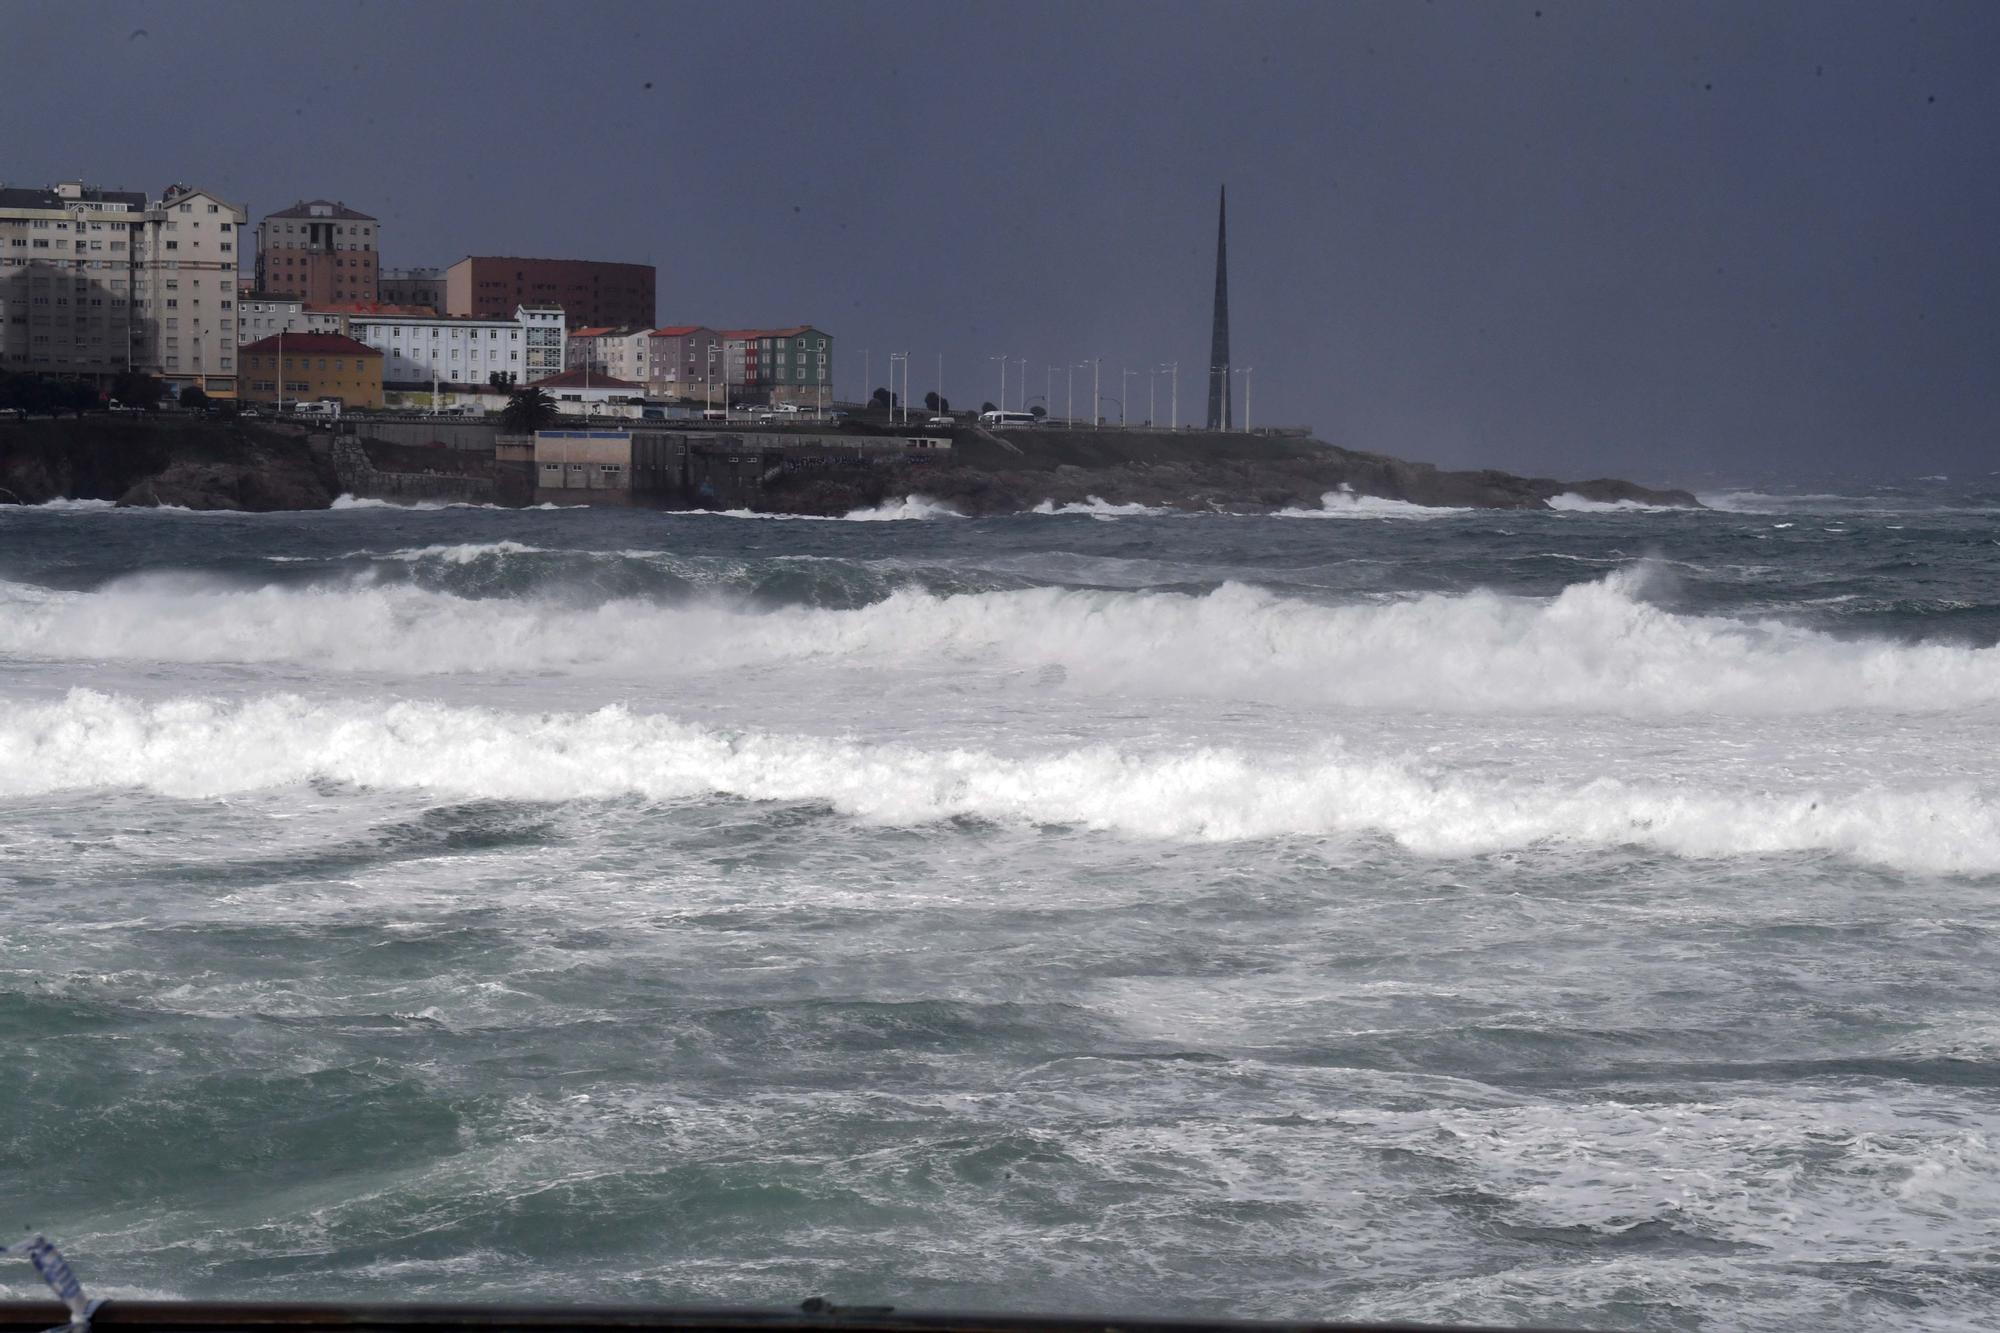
[2,486,1998,1328]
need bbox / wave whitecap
[1275,489,1468,519]
[6,690,1994,872]
[4,569,1998,714]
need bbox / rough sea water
[3,482,1999,1330]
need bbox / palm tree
[501,386,558,433]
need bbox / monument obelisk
[1206,185,1231,432]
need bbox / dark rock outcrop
[0,416,338,510]
[760,429,1698,516]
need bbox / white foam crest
[329,494,443,511]
[14,497,119,511]
[6,568,2000,714]
[8,690,1997,872]
[1275,488,1468,519]
[1030,496,1174,517]
[1545,492,1676,512]
[373,541,548,563]
[842,495,964,521]
[660,496,963,521]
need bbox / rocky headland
[765,426,1699,515]
[0,416,1698,514]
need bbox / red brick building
[445,256,654,328]
[254,200,379,306]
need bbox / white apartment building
[132,185,248,397]
[346,304,565,387]
[0,180,246,396]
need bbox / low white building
[528,367,648,417]
[345,303,565,388]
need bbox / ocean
[2,484,1997,1330]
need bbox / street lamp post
[1091,358,1100,428]
[860,349,869,413]
[936,352,943,417]
[1121,366,1137,427]
[989,353,1006,415]
[1233,367,1254,432]
[1147,367,1155,428]
[1159,361,1179,429]
[1013,358,1025,412]
[1066,362,1075,427]
[1046,365,1056,422]
[707,342,718,415]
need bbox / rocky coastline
[0,417,1699,514]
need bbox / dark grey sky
[9,0,1997,483]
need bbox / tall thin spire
[1206,185,1231,431]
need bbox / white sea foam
[843,495,964,521]
[1545,493,1676,513]
[374,541,549,563]
[662,496,963,521]
[329,494,444,511]
[1275,488,1468,519]
[1030,496,1174,517]
[4,568,1999,714]
[6,690,1995,872]
[19,497,119,511]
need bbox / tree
[924,391,939,412]
[871,387,897,409]
[980,401,996,414]
[180,386,210,413]
[501,386,559,433]
[1028,404,1046,419]
[109,371,164,410]
[487,370,518,390]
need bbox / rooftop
[307,301,440,317]
[0,184,147,210]
[453,255,654,269]
[265,199,377,221]
[529,368,646,391]
[239,332,382,357]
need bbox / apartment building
[749,326,833,404]
[712,326,834,405]
[254,200,379,305]
[136,185,248,397]
[344,304,566,388]
[445,256,654,328]
[637,326,720,399]
[235,292,307,343]
[378,266,443,312]
[238,331,383,409]
[0,180,248,397]
[0,182,148,385]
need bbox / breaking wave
[1545,493,1677,513]
[1030,497,1176,517]
[7,690,1995,872]
[5,568,1999,714]
[667,496,964,521]
[1275,489,1468,519]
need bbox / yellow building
[237,331,383,409]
